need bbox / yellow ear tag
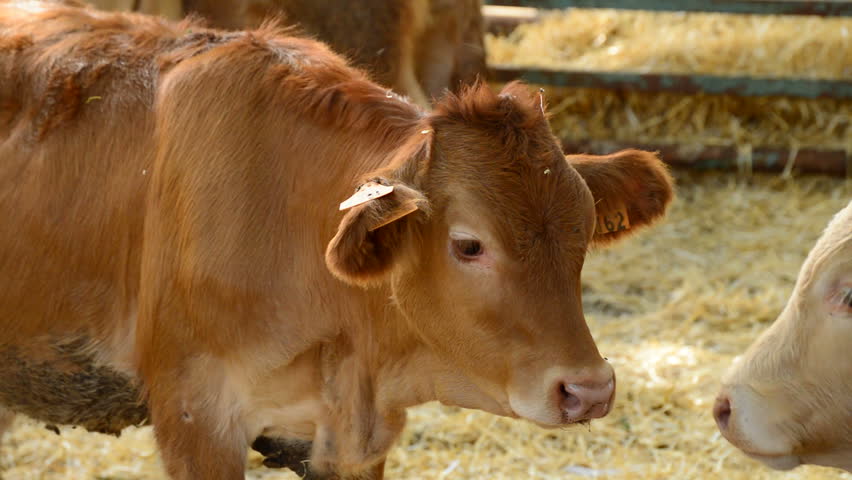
[596,203,630,234]
[339,182,394,210]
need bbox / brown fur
[0,3,673,479]
[0,339,148,435]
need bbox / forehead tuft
[815,201,852,255]
[431,81,548,152]
[428,81,564,177]
[798,201,852,287]
[824,201,852,237]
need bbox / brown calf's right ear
[325,180,430,287]
[567,149,674,245]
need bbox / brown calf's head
[714,200,852,472]
[327,82,674,427]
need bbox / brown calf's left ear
[567,149,674,245]
[325,179,430,287]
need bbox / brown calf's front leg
[147,375,248,480]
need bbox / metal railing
[482,1,852,175]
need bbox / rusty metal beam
[483,0,852,17]
[562,140,849,176]
[489,66,852,99]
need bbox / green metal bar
[489,66,852,99]
[483,0,852,17]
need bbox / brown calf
[0,2,673,479]
[715,200,852,472]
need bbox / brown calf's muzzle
[530,305,616,425]
[506,338,615,427]
[556,363,616,423]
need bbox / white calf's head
[714,200,852,472]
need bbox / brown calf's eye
[453,239,483,259]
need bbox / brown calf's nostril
[713,396,731,431]
[559,383,581,412]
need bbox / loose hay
[540,88,852,151]
[486,10,852,151]
[2,171,851,479]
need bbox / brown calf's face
[327,82,673,427]
[715,200,852,472]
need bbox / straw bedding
[486,10,852,150]
[534,87,852,152]
[2,172,850,479]
[486,9,851,79]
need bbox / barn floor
[1,170,850,480]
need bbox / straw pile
[2,172,850,479]
[538,88,851,151]
[486,10,852,151]
[487,9,851,79]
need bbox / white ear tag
[339,182,394,210]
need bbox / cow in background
[84,0,488,107]
[714,201,852,472]
[87,0,181,18]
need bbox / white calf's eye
[841,287,852,308]
[827,285,852,314]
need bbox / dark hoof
[251,436,313,477]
